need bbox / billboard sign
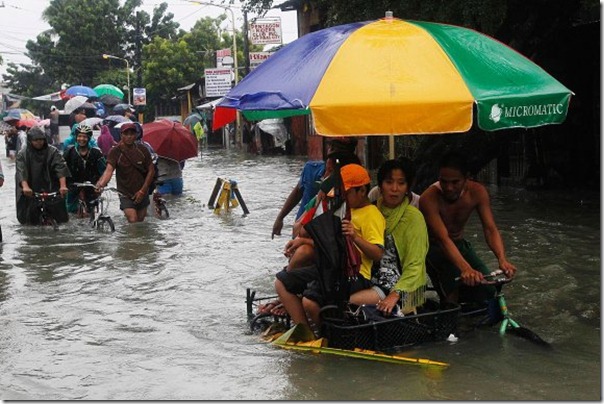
[205,68,232,97]
[249,18,282,45]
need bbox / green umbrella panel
[94,84,124,100]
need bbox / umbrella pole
[389,136,395,159]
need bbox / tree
[2,0,180,100]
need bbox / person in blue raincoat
[63,108,99,149]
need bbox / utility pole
[135,11,142,89]
[243,10,250,76]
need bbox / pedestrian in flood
[95,122,155,223]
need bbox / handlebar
[455,270,512,286]
[33,191,59,199]
[72,181,98,189]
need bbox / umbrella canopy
[16,119,39,128]
[64,95,89,114]
[93,84,124,99]
[99,94,123,106]
[215,16,572,136]
[36,119,51,127]
[183,111,203,128]
[81,117,104,128]
[2,108,36,122]
[142,119,198,161]
[65,85,98,99]
[112,103,133,114]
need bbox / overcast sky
[0,0,298,78]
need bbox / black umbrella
[302,162,350,314]
[100,94,123,106]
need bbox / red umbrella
[17,119,39,128]
[142,119,198,161]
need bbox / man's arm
[272,185,303,239]
[419,187,484,286]
[475,186,517,278]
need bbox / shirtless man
[419,151,517,305]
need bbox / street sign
[205,68,232,97]
[133,88,146,106]
[249,18,282,45]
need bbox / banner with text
[205,68,232,97]
[249,52,273,70]
[249,18,282,45]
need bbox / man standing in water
[419,151,517,305]
[96,122,154,223]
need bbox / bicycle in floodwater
[72,182,116,232]
[33,191,61,230]
[106,187,168,220]
[152,182,169,219]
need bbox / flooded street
[0,147,600,400]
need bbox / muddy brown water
[0,146,599,400]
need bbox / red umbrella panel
[142,119,198,161]
[17,119,39,128]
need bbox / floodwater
[0,146,600,400]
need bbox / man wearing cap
[113,104,137,122]
[15,126,70,225]
[96,122,155,223]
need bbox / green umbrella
[93,84,124,99]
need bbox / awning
[196,97,223,110]
[32,91,63,101]
[177,83,197,92]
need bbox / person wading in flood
[96,122,155,223]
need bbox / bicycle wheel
[158,203,170,219]
[97,217,115,232]
[44,216,59,231]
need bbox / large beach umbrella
[214,15,572,141]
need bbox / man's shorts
[119,194,150,211]
[426,239,496,304]
[276,265,374,307]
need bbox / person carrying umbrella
[95,122,155,223]
[274,164,385,332]
[49,106,60,145]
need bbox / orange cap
[341,164,370,191]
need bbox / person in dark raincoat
[15,126,70,225]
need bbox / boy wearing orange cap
[275,164,385,332]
